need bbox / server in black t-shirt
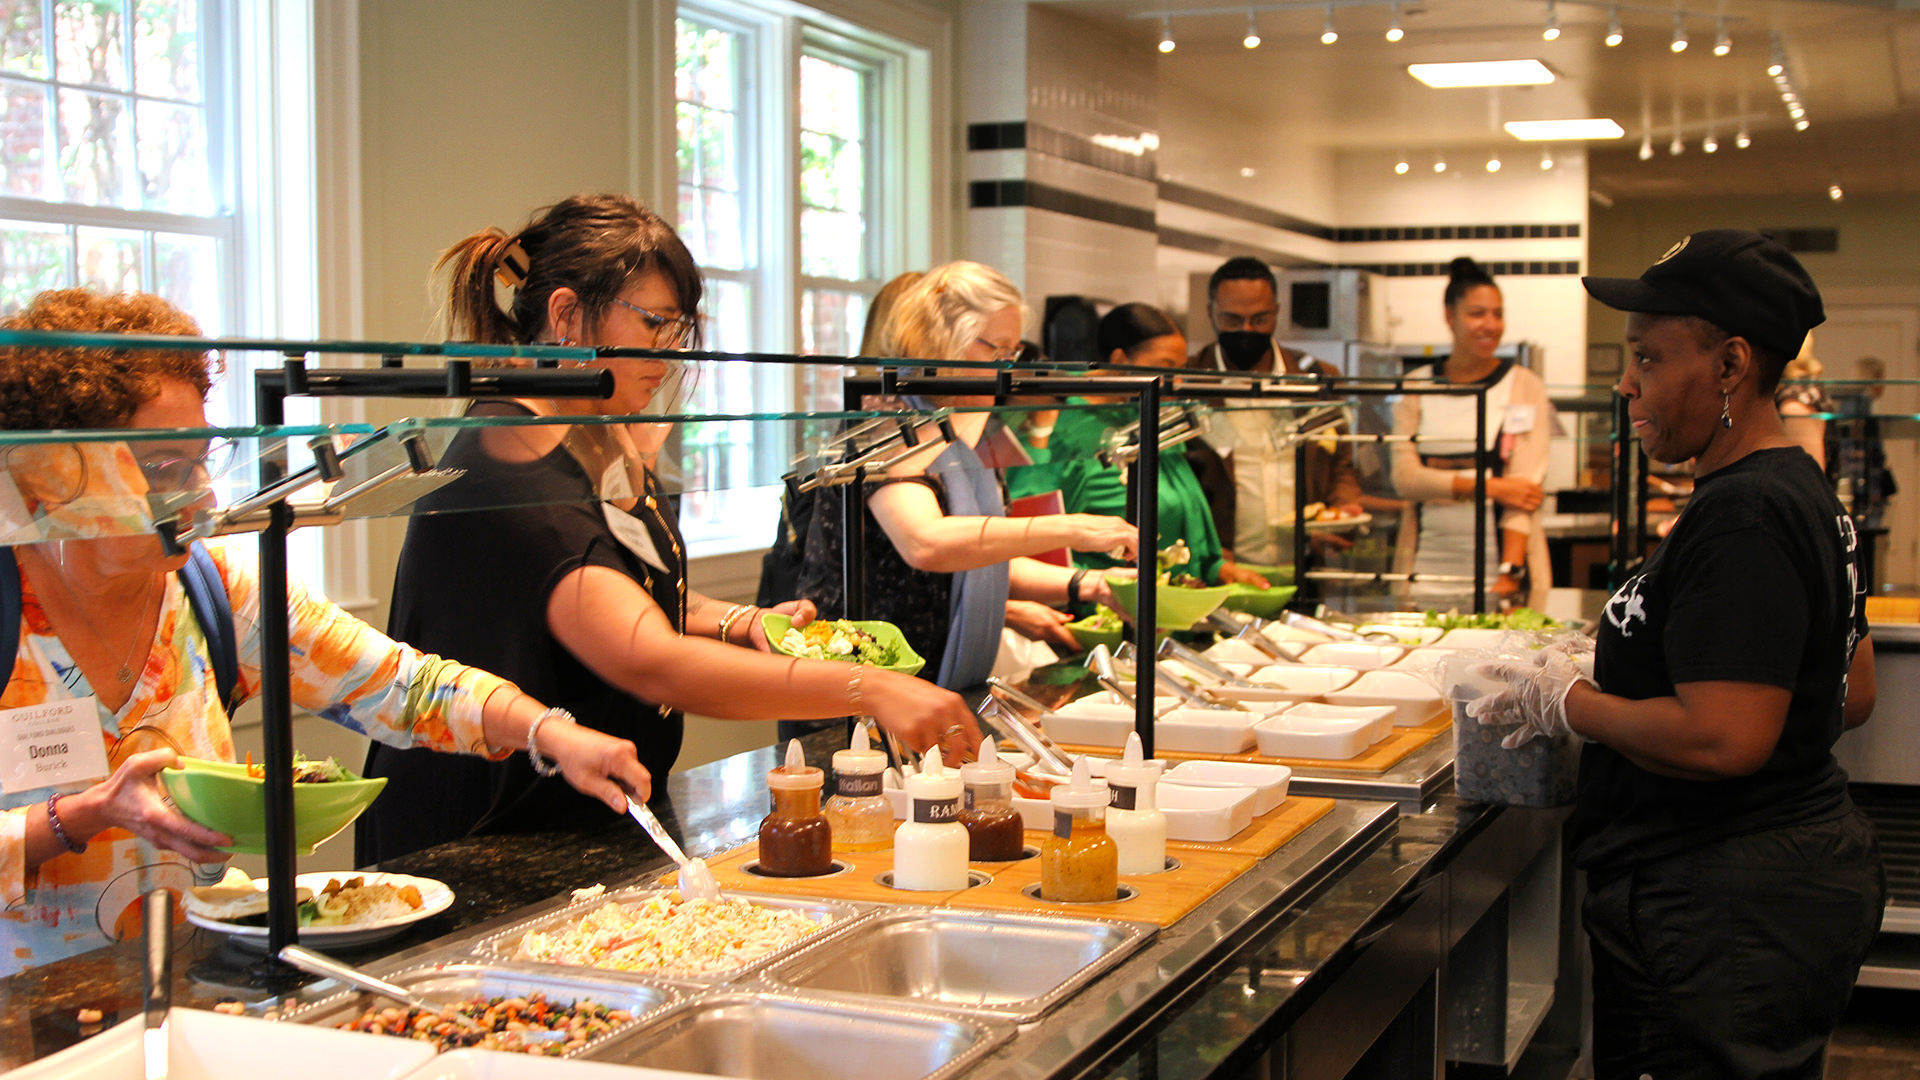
[1472,230,1883,1079]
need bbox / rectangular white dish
[1154,782,1258,842]
[1252,711,1376,760]
[6,1009,438,1080]
[1162,761,1291,815]
[1041,704,1257,755]
[1280,701,1397,744]
[1296,642,1407,671]
[1323,669,1444,726]
[1211,664,1360,705]
[1355,624,1445,646]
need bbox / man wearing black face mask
[1192,257,1363,565]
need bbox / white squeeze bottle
[892,748,969,890]
[1105,733,1168,875]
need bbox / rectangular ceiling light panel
[1407,60,1555,88]
[1503,118,1625,140]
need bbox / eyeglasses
[136,438,236,494]
[611,297,698,349]
[973,338,1023,363]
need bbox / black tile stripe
[1157,181,1336,240]
[968,179,1155,233]
[966,121,1156,181]
[1342,260,1583,276]
[1155,227,1324,268]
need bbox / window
[671,2,926,555]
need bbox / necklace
[34,551,161,686]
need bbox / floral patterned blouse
[0,540,513,975]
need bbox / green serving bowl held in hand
[1106,578,1233,630]
[160,757,387,856]
[1065,611,1124,651]
[1223,583,1300,619]
[760,613,927,677]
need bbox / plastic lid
[833,724,887,776]
[1050,756,1111,812]
[904,747,962,800]
[1104,732,1162,810]
[768,738,824,791]
[960,740,1015,787]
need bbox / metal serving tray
[755,907,1156,1022]
[278,960,679,1058]
[582,991,1014,1080]
[469,887,867,987]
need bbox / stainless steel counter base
[1284,738,1455,813]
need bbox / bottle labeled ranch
[1105,732,1168,875]
[892,748,969,890]
[825,724,892,853]
[1041,757,1118,902]
[959,741,1025,861]
[757,739,833,877]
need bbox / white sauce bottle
[1104,732,1168,875]
[892,748,969,890]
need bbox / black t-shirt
[355,404,685,864]
[1573,447,1867,880]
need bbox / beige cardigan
[1390,363,1555,608]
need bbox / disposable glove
[1467,646,1596,749]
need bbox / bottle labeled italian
[959,741,1025,861]
[825,724,893,853]
[892,748,969,890]
[1105,732,1168,875]
[1041,757,1118,902]
[757,739,833,877]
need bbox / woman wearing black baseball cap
[1473,229,1883,1077]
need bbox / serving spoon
[279,945,566,1043]
[627,798,720,901]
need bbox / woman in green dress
[1047,304,1268,587]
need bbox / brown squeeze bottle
[958,741,1026,861]
[758,739,833,876]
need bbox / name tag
[603,504,669,572]
[0,697,111,793]
[1504,404,1536,435]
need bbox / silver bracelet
[847,663,866,717]
[525,707,575,777]
[716,603,754,644]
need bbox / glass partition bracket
[1135,379,1161,758]
[1608,392,1637,590]
[256,359,614,402]
[798,413,954,492]
[1102,406,1209,470]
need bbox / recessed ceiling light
[1503,118,1625,141]
[1407,60,1555,88]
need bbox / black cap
[1581,229,1824,359]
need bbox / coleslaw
[513,896,826,977]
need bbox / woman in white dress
[1391,258,1553,609]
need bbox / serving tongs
[626,798,720,901]
[1156,636,1267,695]
[279,946,566,1043]
[1281,609,1401,644]
[981,680,1074,777]
[1208,613,1305,663]
[143,890,171,1080]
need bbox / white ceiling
[1036,0,1920,200]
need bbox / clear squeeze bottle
[892,748,969,890]
[1041,757,1119,902]
[757,739,833,876]
[825,724,892,853]
[1105,733,1168,875]
[959,741,1026,861]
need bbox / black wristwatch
[1067,568,1090,604]
[1498,561,1529,584]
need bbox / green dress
[1046,398,1223,582]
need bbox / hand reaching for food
[748,599,816,652]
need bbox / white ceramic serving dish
[1041,705,1257,755]
[1280,701,1398,744]
[6,1009,438,1080]
[1208,664,1361,705]
[1355,624,1445,646]
[1323,669,1444,726]
[1154,782,1259,842]
[1296,642,1407,671]
[1202,638,1299,668]
[1162,761,1291,815]
[1259,621,1335,645]
[1252,711,1376,760]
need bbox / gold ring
[942,724,966,739]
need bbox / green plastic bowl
[761,614,927,676]
[1065,612,1124,651]
[1231,563,1296,587]
[160,757,386,856]
[1223,583,1299,619]
[1107,579,1232,630]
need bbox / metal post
[1472,384,1488,613]
[1135,381,1160,758]
[1294,435,1311,606]
[252,373,298,964]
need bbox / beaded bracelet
[716,603,755,644]
[46,792,85,854]
[847,663,867,716]
[525,707,576,777]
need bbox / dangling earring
[1720,391,1733,430]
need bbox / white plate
[185,872,454,951]
[1297,642,1406,671]
[1162,762,1291,815]
[5,1010,437,1080]
[1041,705,1257,755]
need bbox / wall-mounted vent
[1763,228,1839,253]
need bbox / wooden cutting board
[660,843,980,906]
[942,844,1256,927]
[1056,708,1451,773]
[1168,795,1335,857]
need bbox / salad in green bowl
[760,614,927,676]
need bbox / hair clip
[494,239,532,289]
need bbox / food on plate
[777,619,895,665]
[336,992,631,1056]
[513,895,826,977]
[311,876,425,923]
[242,751,355,783]
[184,868,314,922]
[1422,607,1559,631]
[212,1001,247,1016]
[75,1007,103,1025]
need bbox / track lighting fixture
[1385,1,1403,42]
[1604,6,1623,47]
[1158,14,1175,53]
[1321,4,1338,44]
[1670,12,1688,53]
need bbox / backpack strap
[0,548,18,701]
[179,543,240,715]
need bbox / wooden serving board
[943,844,1256,927]
[1167,795,1335,858]
[1055,708,1450,774]
[659,843,976,906]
